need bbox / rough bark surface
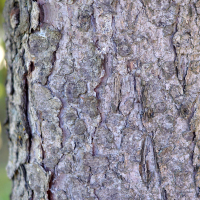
[4,0,200,199]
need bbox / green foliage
[0,0,5,13]
[0,165,11,200]
[0,0,5,26]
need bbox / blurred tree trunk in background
[4,0,200,199]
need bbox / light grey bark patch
[31,75,63,170]
[117,41,132,57]
[25,163,50,200]
[6,53,32,179]
[84,153,109,174]
[32,83,62,116]
[78,5,93,32]
[119,97,134,116]
[74,119,87,135]
[159,61,176,80]
[59,58,74,75]
[169,84,183,104]
[29,24,61,56]
[29,34,49,54]
[153,102,167,113]
[94,125,114,146]
[11,166,33,200]
[95,0,116,16]
[17,0,30,35]
[30,1,40,31]
[196,1,200,15]
[79,55,102,81]
[64,80,87,103]
[81,96,99,118]
[106,113,125,149]
[56,155,73,175]
[121,128,143,162]
[53,190,68,200]
[6,109,30,179]
[163,25,174,37]
[62,107,78,126]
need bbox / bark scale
[3,0,200,199]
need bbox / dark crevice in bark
[172,6,181,85]
[20,165,29,190]
[133,74,137,93]
[24,73,32,163]
[47,174,54,200]
[87,166,92,184]
[93,55,106,145]
[38,111,45,169]
[173,40,178,80]
[51,51,57,65]
[192,130,199,197]
[161,188,168,200]
[113,75,121,113]
[139,135,162,189]
[94,189,100,200]
[187,96,197,128]
[94,54,112,120]
[58,99,65,149]
[41,140,45,167]
[94,55,106,100]
[192,130,196,140]
[140,85,148,131]
[30,191,34,200]
[30,28,35,33]
[182,55,189,94]
[93,54,112,155]
[92,136,95,156]
[28,61,35,76]
[91,14,96,33]
[139,136,151,188]
[111,15,117,55]
[38,2,44,25]
[20,164,33,197]
[194,166,199,197]
[16,150,18,162]
[10,65,15,95]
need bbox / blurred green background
[0,0,12,199]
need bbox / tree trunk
[3,0,200,199]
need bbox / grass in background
[0,163,11,200]
[0,66,11,200]
[0,58,11,200]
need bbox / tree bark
[3,0,200,199]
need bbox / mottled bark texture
[4,0,200,199]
